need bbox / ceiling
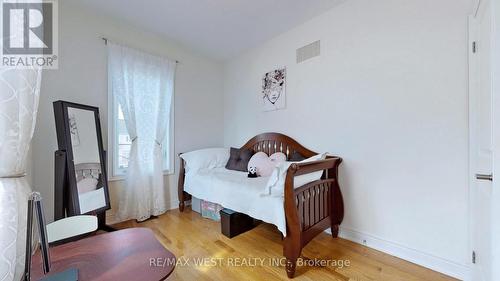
[67,0,345,61]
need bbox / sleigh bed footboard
[283,156,343,278]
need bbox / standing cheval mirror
[53,101,113,231]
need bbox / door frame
[468,13,484,281]
[468,0,499,280]
[490,0,500,279]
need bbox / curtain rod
[100,37,180,64]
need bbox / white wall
[32,1,224,222]
[223,0,472,278]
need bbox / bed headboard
[241,132,317,160]
[74,162,101,182]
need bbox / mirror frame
[53,100,111,216]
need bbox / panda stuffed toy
[248,166,258,178]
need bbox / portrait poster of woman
[262,67,286,111]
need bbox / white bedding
[184,167,288,235]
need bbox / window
[108,43,175,179]
[109,95,174,178]
[116,105,131,171]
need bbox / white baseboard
[326,226,471,281]
[106,202,470,279]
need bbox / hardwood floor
[113,207,457,281]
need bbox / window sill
[108,170,175,182]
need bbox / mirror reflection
[68,107,107,214]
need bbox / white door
[469,1,493,280]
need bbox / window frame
[107,81,175,181]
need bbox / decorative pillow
[225,147,254,172]
[180,148,230,173]
[288,151,306,161]
[247,152,269,176]
[247,152,286,177]
[270,152,287,163]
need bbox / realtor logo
[2,0,58,69]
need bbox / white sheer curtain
[0,68,42,281]
[0,1,42,280]
[108,42,175,222]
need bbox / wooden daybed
[178,132,343,278]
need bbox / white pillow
[180,148,230,173]
[265,153,327,196]
[77,177,98,194]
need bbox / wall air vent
[296,40,320,63]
